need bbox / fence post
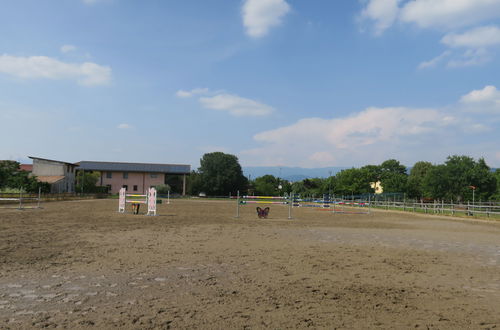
[37,187,41,208]
[235,190,240,219]
[288,193,292,219]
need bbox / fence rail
[369,200,500,218]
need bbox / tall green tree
[0,160,49,193]
[379,159,408,193]
[253,175,280,196]
[332,168,373,196]
[407,161,434,198]
[491,169,500,201]
[422,155,496,201]
[197,152,248,196]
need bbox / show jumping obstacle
[0,188,42,210]
[118,187,157,216]
[292,194,371,215]
[235,191,292,219]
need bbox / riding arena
[0,196,499,329]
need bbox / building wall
[100,171,165,194]
[32,159,76,193]
[32,159,65,176]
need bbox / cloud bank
[240,86,498,167]
[0,54,111,86]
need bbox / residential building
[76,161,191,195]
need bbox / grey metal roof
[77,161,191,174]
[29,156,78,166]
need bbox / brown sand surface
[0,199,499,329]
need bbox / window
[123,172,129,179]
[106,185,112,192]
[122,185,128,191]
[133,185,138,191]
[106,172,112,179]
[150,173,158,178]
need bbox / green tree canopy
[197,152,248,196]
[332,168,373,196]
[378,159,408,193]
[407,161,434,198]
[422,155,496,201]
[253,175,280,196]
[0,160,49,193]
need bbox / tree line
[188,152,500,202]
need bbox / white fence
[369,199,500,218]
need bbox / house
[29,156,78,193]
[76,161,191,195]
[370,181,383,194]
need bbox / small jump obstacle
[292,194,371,215]
[118,187,157,216]
[0,188,42,210]
[235,192,292,219]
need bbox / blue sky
[1,0,499,169]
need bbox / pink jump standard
[118,187,157,216]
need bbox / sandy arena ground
[0,199,499,329]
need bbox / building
[29,156,78,193]
[76,161,191,195]
[370,181,383,194]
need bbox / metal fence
[369,199,500,218]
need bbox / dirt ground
[0,199,499,329]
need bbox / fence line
[369,199,500,218]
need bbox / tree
[332,168,373,196]
[76,171,101,193]
[253,175,280,196]
[407,161,434,198]
[0,160,49,193]
[422,155,496,201]
[378,159,408,193]
[491,169,500,201]
[197,152,248,196]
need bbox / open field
[1,199,499,329]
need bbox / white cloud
[0,54,111,86]
[199,93,274,117]
[399,0,500,30]
[240,87,497,167]
[418,51,451,69]
[254,107,443,148]
[360,0,401,35]
[447,48,491,67]
[60,45,77,53]
[175,88,209,98]
[441,26,500,48]
[359,1,500,68]
[242,0,291,38]
[460,85,500,113]
[117,123,132,129]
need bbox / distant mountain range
[242,166,349,182]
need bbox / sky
[1,0,500,169]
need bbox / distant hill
[242,166,348,181]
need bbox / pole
[167,190,170,204]
[288,192,292,219]
[236,190,240,218]
[472,188,475,216]
[19,190,22,209]
[37,186,41,208]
